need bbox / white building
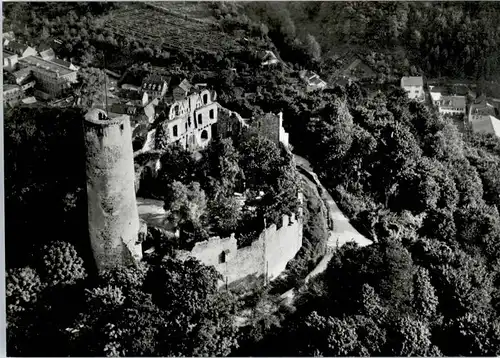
[300,70,327,92]
[437,95,466,115]
[401,76,424,101]
[19,56,78,99]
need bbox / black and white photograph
[3,1,500,356]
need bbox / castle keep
[83,108,142,271]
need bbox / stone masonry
[84,108,142,271]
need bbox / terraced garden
[97,3,244,55]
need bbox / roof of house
[142,74,169,87]
[471,115,500,137]
[20,55,74,76]
[401,76,423,87]
[261,50,277,59]
[177,79,192,92]
[121,83,140,91]
[3,31,15,41]
[3,84,21,92]
[11,67,33,78]
[470,100,497,117]
[309,75,326,86]
[430,91,442,102]
[39,48,55,57]
[144,102,155,120]
[104,69,122,79]
[110,103,138,115]
[21,96,37,104]
[439,95,466,109]
[3,51,17,59]
[6,41,34,54]
[51,58,73,68]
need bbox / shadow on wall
[177,213,303,290]
[225,273,266,294]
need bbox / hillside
[230,2,500,82]
[5,2,500,357]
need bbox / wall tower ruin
[83,108,142,271]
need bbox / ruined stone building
[215,106,290,149]
[83,108,143,271]
[156,87,219,151]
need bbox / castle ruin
[83,108,142,271]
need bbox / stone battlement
[84,108,129,126]
[178,213,303,289]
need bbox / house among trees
[468,96,500,137]
[4,41,37,59]
[429,87,442,105]
[299,70,327,92]
[3,31,15,46]
[7,67,36,91]
[260,50,279,66]
[400,76,424,102]
[469,97,499,122]
[437,95,466,115]
[37,44,56,61]
[110,100,156,125]
[342,57,376,81]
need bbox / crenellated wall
[177,213,303,289]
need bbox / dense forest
[227,2,500,80]
[232,87,500,356]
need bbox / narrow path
[279,155,372,304]
[294,154,371,250]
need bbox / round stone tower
[83,108,142,271]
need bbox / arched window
[198,113,202,125]
[201,130,208,141]
[219,251,226,264]
[203,93,208,104]
[174,105,179,116]
[209,109,214,119]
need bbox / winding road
[278,155,372,303]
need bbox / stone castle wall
[84,109,142,271]
[178,213,303,289]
